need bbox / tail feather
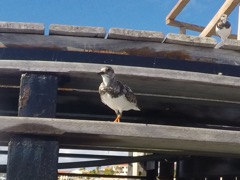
[134,106,141,111]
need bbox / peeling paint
[19,85,30,110]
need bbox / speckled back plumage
[99,80,138,105]
[98,66,140,114]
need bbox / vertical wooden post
[160,161,174,179]
[179,27,186,34]
[146,161,158,180]
[238,6,240,40]
[6,73,59,180]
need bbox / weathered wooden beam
[2,61,240,127]
[164,33,217,47]
[238,6,240,40]
[107,28,164,42]
[166,0,190,20]
[18,74,58,117]
[1,117,240,156]
[217,38,240,50]
[49,24,106,38]
[1,60,240,105]
[199,0,240,38]
[166,19,204,32]
[0,33,240,64]
[0,22,44,34]
[6,74,59,180]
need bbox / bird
[98,66,140,122]
[215,14,232,49]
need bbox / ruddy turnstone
[98,66,140,122]
[215,14,232,49]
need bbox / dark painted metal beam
[146,161,158,180]
[1,48,240,77]
[58,154,163,169]
[177,156,240,178]
[160,161,174,179]
[6,73,59,180]
[59,153,127,159]
[1,149,128,159]
[58,173,146,179]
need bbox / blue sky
[0,0,239,35]
[0,0,240,168]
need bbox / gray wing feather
[99,80,139,106]
[123,85,138,104]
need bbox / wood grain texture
[164,33,217,47]
[220,39,240,51]
[49,24,106,38]
[166,0,190,20]
[0,22,44,34]
[107,28,164,42]
[0,33,239,64]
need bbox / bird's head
[220,14,228,23]
[98,66,115,85]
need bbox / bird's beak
[97,71,104,75]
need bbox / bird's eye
[106,68,110,72]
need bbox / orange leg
[114,114,121,122]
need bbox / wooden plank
[218,39,240,50]
[1,60,240,104]
[6,74,59,180]
[0,60,239,88]
[49,24,106,38]
[2,61,240,126]
[238,6,240,40]
[0,22,44,34]
[163,33,217,47]
[166,19,204,32]
[199,0,240,38]
[107,28,164,42]
[166,0,190,20]
[1,116,240,156]
[0,33,240,64]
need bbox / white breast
[101,93,139,112]
[216,26,232,40]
